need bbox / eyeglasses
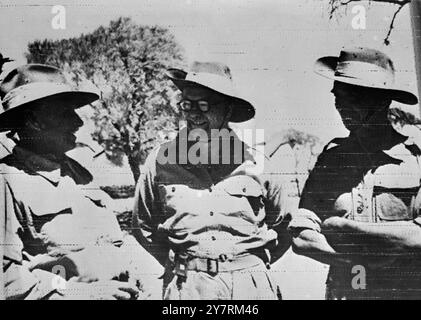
[178,100,210,112]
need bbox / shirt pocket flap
[374,189,417,221]
[158,184,192,199]
[223,176,263,197]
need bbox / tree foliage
[281,128,321,150]
[264,128,322,166]
[389,107,421,126]
[26,17,185,181]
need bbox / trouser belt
[173,253,263,277]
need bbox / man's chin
[343,122,361,132]
[56,135,77,154]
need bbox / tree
[26,17,185,181]
[389,107,421,126]
[328,0,411,45]
[261,128,323,197]
[263,128,322,158]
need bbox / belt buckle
[207,259,219,275]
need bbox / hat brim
[0,90,99,132]
[167,68,255,122]
[315,56,419,105]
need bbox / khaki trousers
[163,262,280,300]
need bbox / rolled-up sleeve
[288,208,322,233]
[263,175,290,227]
[289,152,333,233]
[2,176,59,300]
[132,149,169,266]
[260,168,295,262]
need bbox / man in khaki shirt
[133,61,294,300]
[0,64,158,299]
[290,48,421,299]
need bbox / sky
[0,0,418,143]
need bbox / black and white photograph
[1,0,421,304]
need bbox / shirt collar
[1,146,93,185]
[175,127,258,166]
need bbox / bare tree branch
[328,0,412,45]
[384,3,406,45]
[329,0,363,18]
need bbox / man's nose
[69,111,84,128]
[187,109,202,118]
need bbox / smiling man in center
[132,61,294,300]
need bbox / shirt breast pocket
[374,186,420,221]
[223,176,265,218]
[157,184,196,214]
[373,162,421,221]
[23,189,73,233]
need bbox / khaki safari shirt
[1,146,123,300]
[293,131,421,299]
[133,130,293,267]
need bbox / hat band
[335,61,395,88]
[185,72,238,96]
[2,82,74,111]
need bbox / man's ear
[225,103,233,123]
[23,111,44,132]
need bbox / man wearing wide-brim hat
[289,47,421,299]
[0,64,160,300]
[132,61,293,300]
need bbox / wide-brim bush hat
[167,61,255,122]
[0,64,100,132]
[314,47,418,105]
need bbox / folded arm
[4,256,61,300]
[289,209,354,266]
[323,216,421,253]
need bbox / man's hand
[63,245,131,282]
[292,228,354,266]
[61,279,139,300]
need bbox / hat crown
[166,61,255,122]
[0,64,98,132]
[337,47,395,77]
[189,61,233,81]
[314,47,418,105]
[338,47,394,70]
[0,64,68,100]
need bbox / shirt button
[242,188,247,193]
[210,211,214,216]
[357,206,363,214]
[172,187,176,192]
[211,236,216,241]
